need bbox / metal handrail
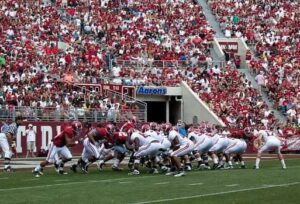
[0,106,146,123]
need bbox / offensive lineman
[32,121,82,177]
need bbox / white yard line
[0,177,9,180]
[130,182,300,204]
[225,184,239,187]
[154,182,169,185]
[119,181,133,184]
[0,176,152,192]
[188,183,203,186]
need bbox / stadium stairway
[197,0,287,124]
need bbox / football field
[0,158,300,204]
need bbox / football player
[188,127,213,170]
[254,125,286,169]
[166,126,194,177]
[126,128,162,175]
[72,124,112,173]
[33,121,82,177]
[97,131,128,171]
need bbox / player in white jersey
[0,116,23,172]
[126,128,162,175]
[254,125,286,169]
[188,128,213,169]
[144,123,172,172]
[166,128,194,177]
[145,126,171,151]
[224,137,247,169]
[208,126,230,169]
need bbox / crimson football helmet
[141,124,150,132]
[106,124,115,135]
[71,121,83,134]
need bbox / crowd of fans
[0,0,299,134]
[207,0,300,129]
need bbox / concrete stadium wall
[181,81,225,126]
[216,38,250,68]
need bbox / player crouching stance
[126,128,162,175]
[188,127,213,170]
[166,128,194,177]
[223,137,247,169]
[97,131,127,171]
[33,122,82,177]
[254,126,286,169]
[71,124,112,173]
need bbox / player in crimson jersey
[97,131,128,171]
[71,124,112,173]
[32,121,82,177]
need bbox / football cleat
[165,171,177,176]
[81,165,89,174]
[97,160,105,171]
[198,164,210,170]
[70,164,78,173]
[112,165,123,171]
[54,162,59,172]
[253,166,259,170]
[216,164,224,169]
[3,166,14,172]
[58,170,68,175]
[161,166,170,173]
[212,164,218,170]
[128,169,140,175]
[185,165,192,171]
[174,171,186,177]
[32,168,43,177]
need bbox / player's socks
[255,158,260,169]
[281,160,286,169]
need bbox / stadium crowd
[0,0,213,121]
[207,0,300,127]
[0,0,299,134]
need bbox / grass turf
[0,159,300,204]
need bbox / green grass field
[0,159,300,204]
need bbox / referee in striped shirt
[0,116,23,171]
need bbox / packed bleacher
[207,0,300,127]
[0,0,299,133]
[0,0,214,121]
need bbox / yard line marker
[155,182,169,185]
[0,176,153,192]
[188,183,203,186]
[129,182,300,204]
[0,177,8,180]
[119,181,133,184]
[225,184,239,187]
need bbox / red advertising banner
[281,136,300,152]
[1,122,82,157]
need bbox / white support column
[166,99,170,123]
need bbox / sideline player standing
[32,121,82,177]
[0,116,23,172]
[254,125,286,169]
